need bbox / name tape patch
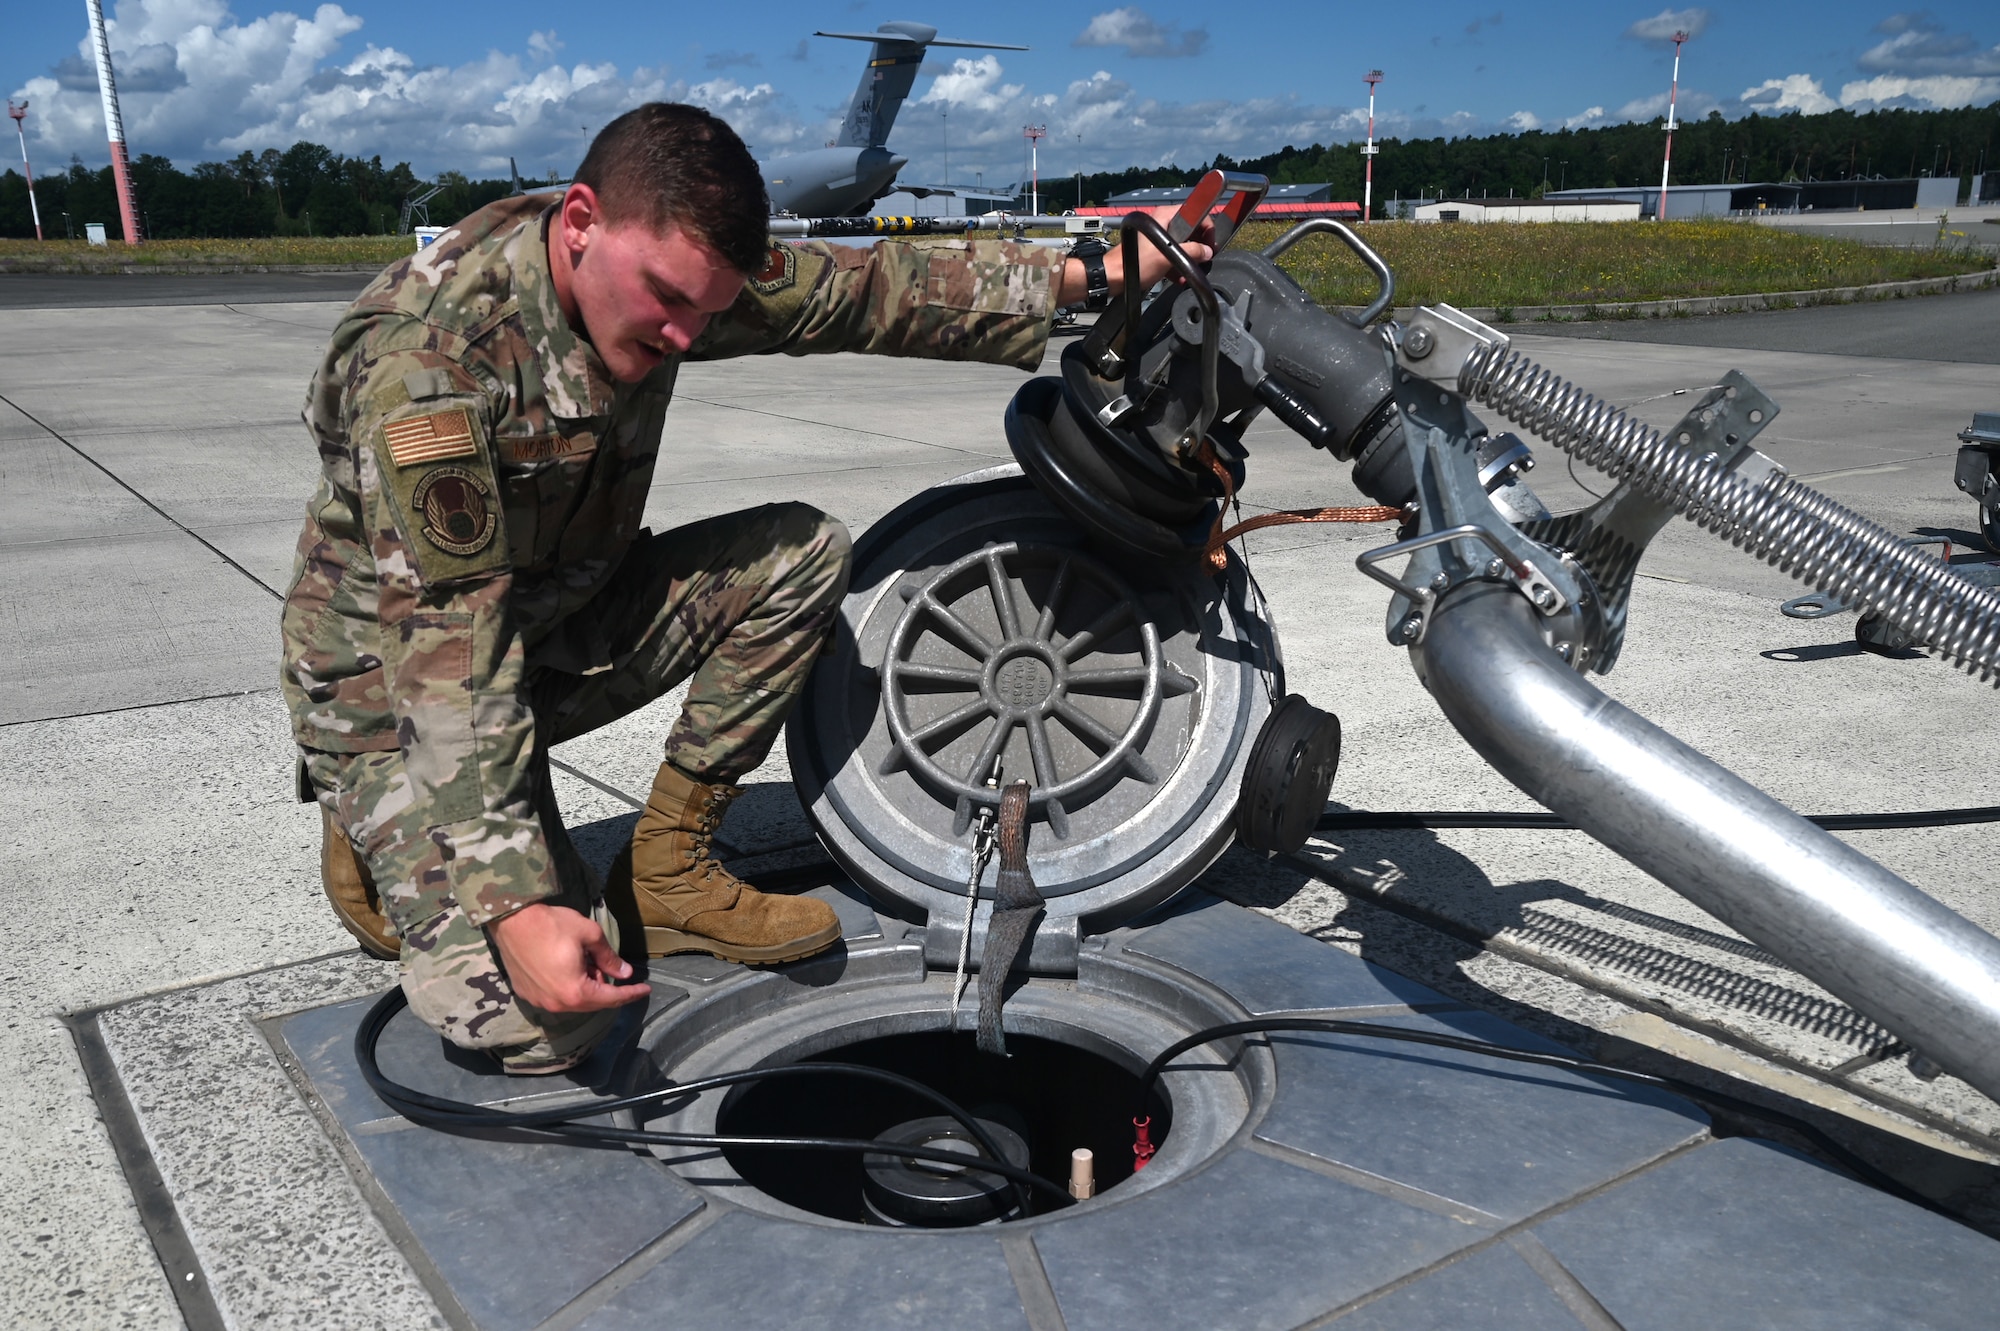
[411,466,498,556]
[500,434,592,465]
[383,407,477,468]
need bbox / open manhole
[716,1029,1169,1225]
[625,968,1266,1229]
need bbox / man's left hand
[1053,204,1217,308]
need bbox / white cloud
[1624,8,1710,43]
[1505,110,1542,131]
[916,56,1025,113]
[1739,74,1837,114]
[1838,73,2000,110]
[1858,15,2000,77]
[6,0,690,176]
[1074,7,1209,59]
[1616,88,1720,121]
[1566,105,1606,129]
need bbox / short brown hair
[573,103,769,274]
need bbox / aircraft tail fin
[816,22,1027,150]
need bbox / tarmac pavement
[4,275,1999,1326]
[1523,281,2000,364]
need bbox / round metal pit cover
[787,466,1279,942]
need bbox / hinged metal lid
[786,466,1279,974]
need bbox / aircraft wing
[813,30,1027,48]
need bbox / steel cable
[1135,1016,1964,1224]
[1457,342,2000,684]
[352,987,1067,1211]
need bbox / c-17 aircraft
[761,21,1027,217]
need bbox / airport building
[871,186,1021,218]
[1073,181,1360,221]
[1411,197,1643,223]
[1546,176,1960,220]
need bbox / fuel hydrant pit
[714,1028,1170,1227]
[624,966,1260,1230]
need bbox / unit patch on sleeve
[411,466,498,556]
[383,407,478,467]
[749,243,797,295]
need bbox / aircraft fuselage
[763,146,908,218]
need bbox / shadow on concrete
[1199,835,2000,1234]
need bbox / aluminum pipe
[1417,580,2000,1103]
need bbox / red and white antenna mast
[1656,30,1689,223]
[7,101,42,242]
[84,0,143,244]
[1023,124,1046,215]
[1361,70,1383,222]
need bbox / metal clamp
[1119,211,1222,455]
[1394,303,1510,387]
[950,765,1002,1027]
[1079,168,1267,383]
[1357,524,1566,645]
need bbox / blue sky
[7,2,1998,185]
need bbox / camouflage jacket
[282,195,1061,927]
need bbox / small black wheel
[1855,612,1919,656]
[1237,694,1342,854]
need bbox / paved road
[1524,283,2000,364]
[0,270,378,308]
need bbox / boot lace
[684,786,743,879]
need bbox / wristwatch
[1077,249,1112,310]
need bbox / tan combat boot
[320,807,399,960]
[606,763,841,964]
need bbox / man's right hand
[489,902,651,1013]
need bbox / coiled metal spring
[1459,342,2000,684]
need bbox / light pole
[1024,124,1045,215]
[1560,160,1568,192]
[85,0,143,244]
[941,106,948,189]
[1361,70,1383,221]
[1076,131,1084,209]
[7,100,43,240]
[1541,157,1549,192]
[1656,29,1689,222]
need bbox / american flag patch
[382,407,476,467]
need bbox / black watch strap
[1079,250,1112,310]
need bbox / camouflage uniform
[283,195,1060,1067]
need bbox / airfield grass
[1229,218,1991,313]
[3,222,1989,309]
[0,235,412,272]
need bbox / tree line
[6,100,1996,239]
[0,142,517,241]
[1061,100,2000,212]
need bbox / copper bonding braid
[1457,341,2000,684]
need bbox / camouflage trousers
[307,502,851,1071]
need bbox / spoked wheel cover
[787,466,1280,933]
[880,540,1199,841]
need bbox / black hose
[1136,1015,1965,1224]
[1317,805,2000,833]
[353,986,1070,1211]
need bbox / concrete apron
[6,295,2000,1327]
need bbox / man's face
[555,192,748,383]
